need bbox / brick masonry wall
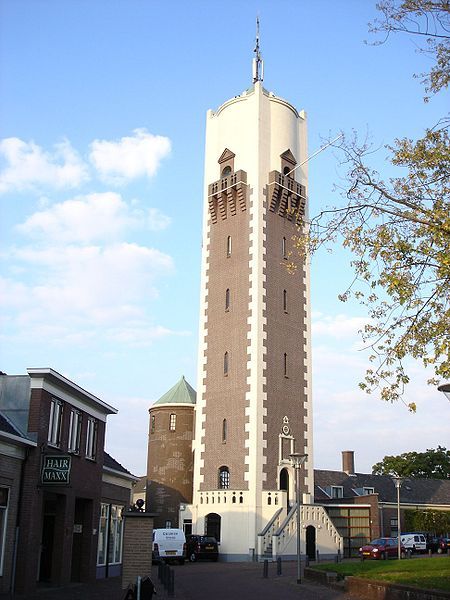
[200,203,251,490]
[121,513,154,589]
[15,387,105,593]
[0,453,22,595]
[264,205,308,492]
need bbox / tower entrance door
[279,468,290,512]
[306,525,316,560]
[205,513,221,542]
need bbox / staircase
[258,503,342,561]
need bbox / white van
[400,532,427,553]
[153,528,186,564]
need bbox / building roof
[0,409,37,446]
[314,469,450,506]
[133,475,147,494]
[153,375,196,407]
[103,452,134,476]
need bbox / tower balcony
[208,170,248,223]
[267,171,306,222]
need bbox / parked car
[400,532,427,554]
[186,534,219,562]
[153,528,186,565]
[436,538,450,554]
[359,538,406,560]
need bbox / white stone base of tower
[181,492,342,562]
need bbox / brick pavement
[2,561,355,600]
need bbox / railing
[257,507,284,557]
[272,504,342,559]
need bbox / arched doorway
[306,525,316,560]
[279,468,290,513]
[205,513,221,542]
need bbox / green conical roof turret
[153,375,196,406]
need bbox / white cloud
[147,207,171,231]
[312,313,367,338]
[16,193,171,244]
[89,128,171,184]
[0,137,89,193]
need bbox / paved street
[4,561,356,600]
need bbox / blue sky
[1,0,448,476]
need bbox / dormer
[218,148,235,178]
[280,149,297,178]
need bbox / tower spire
[252,16,264,84]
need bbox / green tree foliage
[404,508,450,534]
[293,1,450,409]
[372,446,450,477]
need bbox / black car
[186,535,219,562]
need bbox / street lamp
[437,382,450,402]
[290,453,308,584]
[391,476,404,559]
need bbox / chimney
[342,450,355,475]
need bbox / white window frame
[68,409,82,453]
[97,503,124,567]
[169,413,176,431]
[0,487,9,576]
[363,487,375,495]
[85,417,98,460]
[48,398,63,447]
[331,485,344,499]
[218,466,230,489]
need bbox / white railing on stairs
[272,504,342,559]
[256,507,284,557]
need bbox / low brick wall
[346,577,450,600]
[304,569,450,600]
[304,567,339,586]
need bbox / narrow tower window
[226,235,232,257]
[284,353,288,377]
[169,413,176,431]
[218,466,230,489]
[224,352,229,376]
[283,289,287,312]
[222,418,227,443]
[222,166,232,178]
[150,415,155,434]
[282,237,287,259]
[225,288,230,311]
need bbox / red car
[359,537,406,560]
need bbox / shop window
[86,417,98,460]
[48,398,63,447]
[0,487,8,576]
[169,413,176,431]
[218,466,230,489]
[97,503,124,567]
[68,409,82,453]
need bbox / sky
[1,0,448,477]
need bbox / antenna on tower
[252,16,264,84]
